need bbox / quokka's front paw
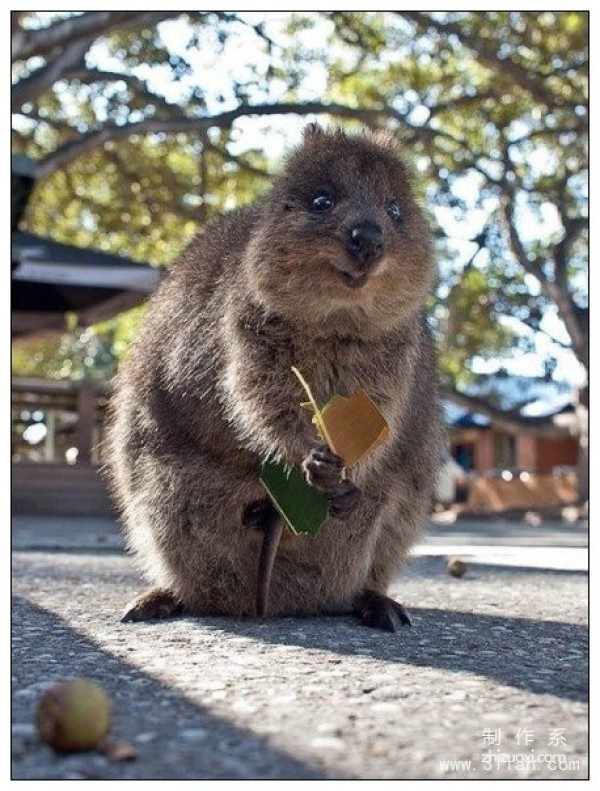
[325,478,361,518]
[302,444,344,489]
[302,444,361,518]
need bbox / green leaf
[260,461,328,536]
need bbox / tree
[326,11,588,498]
[11,11,588,499]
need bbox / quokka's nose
[346,224,384,267]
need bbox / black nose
[346,224,384,267]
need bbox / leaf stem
[291,366,336,453]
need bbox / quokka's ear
[368,128,403,157]
[302,122,325,142]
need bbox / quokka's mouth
[332,260,370,289]
[339,270,368,289]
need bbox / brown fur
[106,126,444,619]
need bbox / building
[447,404,578,475]
[12,154,162,339]
[446,397,579,512]
[12,153,163,516]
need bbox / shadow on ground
[12,596,324,780]
[174,606,588,704]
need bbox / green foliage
[437,268,519,387]
[13,324,111,382]
[12,305,147,381]
[324,10,587,395]
[12,11,588,403]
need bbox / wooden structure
[11,152,162,517]
[467,471,577,513]
[12,153,162,339]
[448,406,579,511]
[12,377,115,516]
[12,463,115,518]
[449,411,578,476]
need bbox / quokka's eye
[387,200,402,224]
[310,189,335,212]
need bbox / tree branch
[12,11,173,62]
[500,194,543,280]
[399,11,574,109]
[553,215,588,288]
[543,281,587,368]
[62,66,184,113]
[35,101,392,178]
[12,38,90,111]
[500,193,587,367]
[427,90,496,117]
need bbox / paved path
[416,517,588,572]
[12,516,588,779]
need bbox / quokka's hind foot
[353,589,412,632]
[121,587,184,623]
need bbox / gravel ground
[11,527,588,781]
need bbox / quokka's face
[246,128,435,326]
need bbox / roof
[450,412,491,428]
[443,401,490,428]
[11,155,164,337]
[444,389,575,433]
[520,392,574,418]
[12,230,160,288]
[12,230,163,336]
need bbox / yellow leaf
[291,367,390,466]
[320,391,390,466]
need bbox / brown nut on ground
[36,679,111,753]
[447,558,467,578]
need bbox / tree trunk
[575,385,588,507]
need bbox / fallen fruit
[36,679,111,753]
[447,558,467,578]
